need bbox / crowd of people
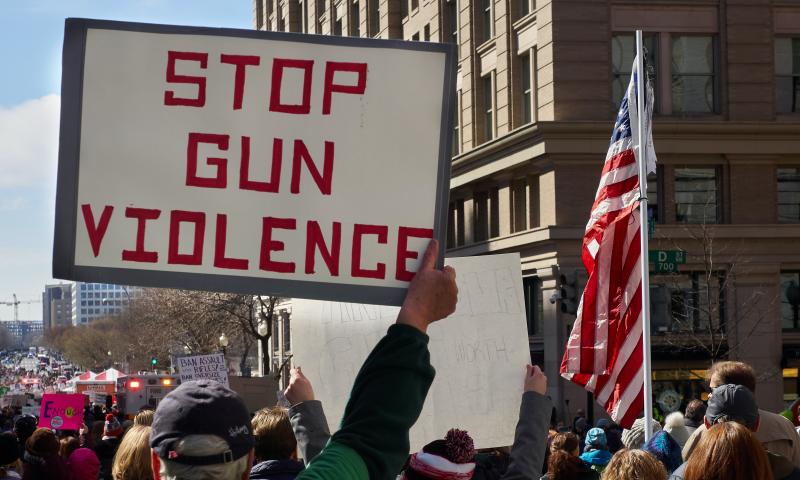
[2,240,800,479]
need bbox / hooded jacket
[249,459,305,480]
[578,449,612,473]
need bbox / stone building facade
[254,0,800,418]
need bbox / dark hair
[547,432,585,479]
[684,422,771,480]
[59,435,80,458]
[709,362,756,392]
[685,400,707,424]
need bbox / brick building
[254,0,800,418]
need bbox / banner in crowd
[38,393,85,430]
[176,353,230,388]
[291,253,531,450]
[53,18,456,306]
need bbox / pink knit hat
[402,429,476,479]
[68,448,100,480]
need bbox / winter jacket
[93,437,120,480]
[289,400,331,464]
[21,452,71,480]
[249,459,305,480]
[683,410,800,467]
[579,449,612,473]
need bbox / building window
[519,0,533,18]
[782,272,800,330]
[523,276,543,335]
[350,0,360,36]
[411,32,419,41]
[424,24,430,41]
[282,313,292,351]
[277,1,285,31]
[368,0,379,36]
[511,178,528,233]
[778,168,800,223]
[647,170,660,223]
[480,0,493,43]
[256,0,264,30]
[299,0,308,33]
[775,38,800,114]
[401,0,408,18]
[334,16,342,35]
[611,33,657,110]
[489,187,499,238]
[272,318,280,352]
[474,191,489,242]
[445,0,458,45]
[411,0,418,11]
[447,199,465,248]
[520,50,534,124]
[674,167,719,224]
[672,35,715,114]
[483,73,495,141]
[453,89,461,156]
[651,271,726,334]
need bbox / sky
[0,1,253,321]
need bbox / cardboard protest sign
[291,253,531,450]
[38,394,85,430]
[53,19,456,306]
[176,353,229,388]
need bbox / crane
[0,294,42,322]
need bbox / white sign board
[176,353,230,388]
[291,254,531,450]
[54,19,456,306]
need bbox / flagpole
[635,29,655,442]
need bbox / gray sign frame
[53,18,456,306]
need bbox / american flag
[560,53,656,429]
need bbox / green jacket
[297,323,435,480]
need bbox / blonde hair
[601,449,667,480]
[112,425,152,480]
[251,407,296,461]
[134,409,154,426]
[158,434,250,480]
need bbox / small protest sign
[291,253,531,450]
[53,18,456,306]
[38,394,85,430]
[176,353,229,388]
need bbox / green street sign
[649,250,687,273]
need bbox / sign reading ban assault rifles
[54,19,456,305]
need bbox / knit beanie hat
[663,411,690,447]
[26,428,60,457]
[403,429,476,479]
[585,427,607,449]
[68,448,101,480]
[621,417,662,450]
[103,414,123,437]
[643,430,683,473]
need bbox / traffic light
[559,270,580,315]
[150,357,158,367]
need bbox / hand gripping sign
[39,394,85,430]
[54,19,456,305]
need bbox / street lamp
[183,345,191,355]
[219,333,229,356]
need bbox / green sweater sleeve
[330,323,435,480]
[296,440,368,480]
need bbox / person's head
[26,428,60,458]
[547,432,583,477]
[149,380,254,480]
[134,409,154,427]
[104,413,123,438]
[642,430,682,473]
[621,417,662,450]
[13,414,37,445]
[59,435,80,458]
[683,421,772,480]
[0,432,21,474]
[401,429,476,479]
[68,448,100,480]
[584,427,607,451]
[684,399,707,426]
[704,384,760,431]
[663,411,690,448]
[251,407,296,462]
[708,361,756,392]
[112,424,152,480]
[601,449,667,480]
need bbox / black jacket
[249,459,305,480]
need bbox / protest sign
[291,253,531,450]
[38,394,85,430]
[53,18,456,306]
[176,353,229,388]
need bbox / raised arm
[285,367,332,464]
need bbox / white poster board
[291,253,531,450]
[54,19,456,306]
[176,353,230,388]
